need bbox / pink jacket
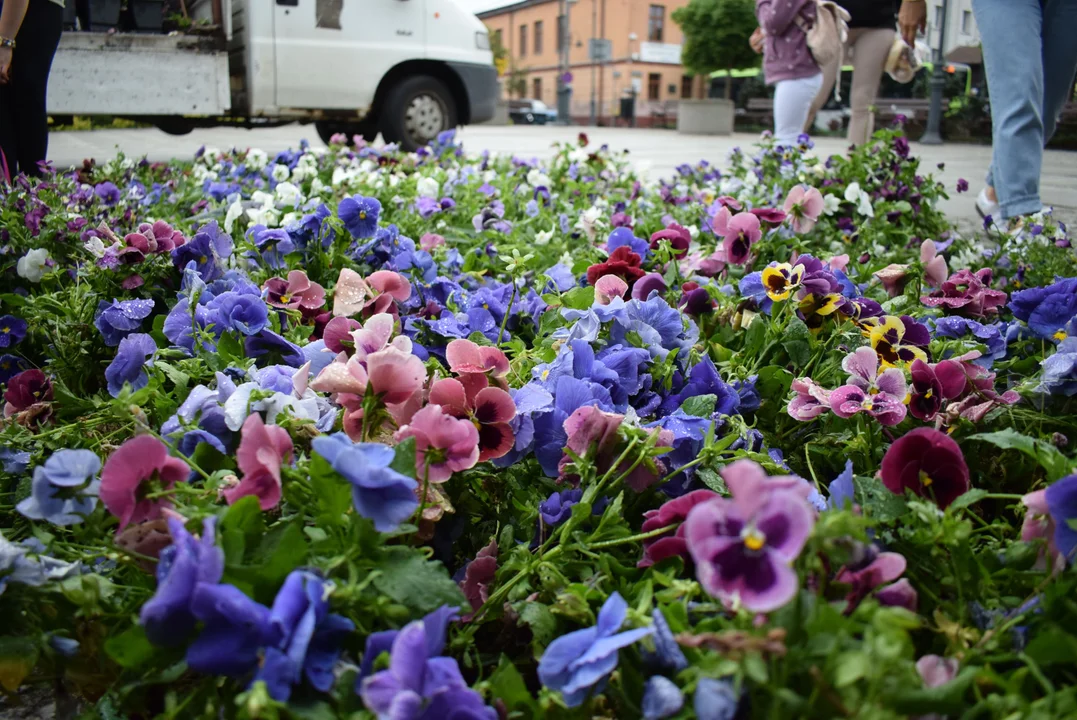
[756,0,820,84]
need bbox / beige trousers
[805,27,897,146]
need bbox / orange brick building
[478,0,707,125]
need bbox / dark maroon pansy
[880,427,970,509]
[6,369,54,412]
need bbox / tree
[672,0,760,99]
[487,24,509,78]
[507,64,528,99]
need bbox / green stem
[589,523,678,550]
[497,279,517,346]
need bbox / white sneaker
[976,188,1000,219]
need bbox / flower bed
[2,128,1076,718]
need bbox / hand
[750,27,765,54]
[897,0,926,47]
[0,47,11,84]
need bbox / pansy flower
[760,262,804,302]
[711,207,762,266]
[861,315,930,367]
[880,427,969,508]
[782,185,824,233]
[908,358,967,421]
[428,374,516,462]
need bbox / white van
[47,0,497,150]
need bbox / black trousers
[0,0,64,178]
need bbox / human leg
[972,0,1045,219]
[1040,0,1077,146]
[11,0,64,177]
[803,37,843,133]
[846,27,895,145]
[775,74,824,146]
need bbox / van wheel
[381,75,457,152]
[314,121,377,146]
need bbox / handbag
[795,0,852,69]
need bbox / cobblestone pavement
[47,124,1077,231]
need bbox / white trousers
[774,73,824,146]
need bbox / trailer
[46,0,498,151]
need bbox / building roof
[476,0,558,19]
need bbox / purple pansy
[94,300,155,347]
[338,195,382,238]
[105,333,158,397]
[16,449,101,526]
[0,316,28,348]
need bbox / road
[46,125,1077,231]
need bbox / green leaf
[742,316,767,357]
[561,286,595,310]
[308,453,352,524]
[519,602,557,646]
[372,548,467,614]
[971,429,1073,480]
[947,488,989,511]
[697,467,728,494]
[1024,627,1077,667]
[0,636,39,692]
[854,475,907,522]
[104,625,157,669]
[681,394,717,417]
[219,495,266,564]
[781,318,812,368]
[888,667,977,714]
[391,436,418,480]
[833,651,867,687]
[486,655,538,716]
[155,360,190,391]
[217,332,245,364]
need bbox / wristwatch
[0,36,16,49]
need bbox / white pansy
[271,164,290,182]
[559,251,574,266]
[83,238,106,258]
[527,169,551,188]
[535,227,554,245]
[275,181,302,208]
[224,199,244,233]
[686,224,699,239]
[16,248,50,283]
[245,148,268,171]
[743,171,759,189]
[289,165,309,184]
[199,147,221,165]
[483,170,498,183]
[310,177,328,196]
[280,212,299,228]
[388,173,401,189]
[844,183,862,202]
[823,194,841,216]
[574,206,604,241]
[416,176,440,198]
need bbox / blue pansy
[660,357,740,417]
[606,227,650,257]
[647,411,712,496]
[163,298,215,354]
[1045,474,1077,561]
[338,194,382,238]
[1037,337,1077,396]
[258,570,355,701]
[539,488,582,527]
[312,434,419,532]
[245,329,306,368]
[644,608,688,672]
[247,225,296,269]
[827,460,856,510]
[94,299,155,347]
[358,605,458,682]
[1009,277,1077,339]
[533,375,615,476]
[0,354,28,384]
[0,315,28,348]
[16,449,101,526]
[0,448,31,474]
[94,181,121,205]
[545,263,577,292]
[695,677,740,720]
[932,316,1006,366]
[537,592,654,707]
[642,676,684,720]
[187,583,277,678]
[172,222,233,282]
[141,517,224,646]
[105,333,157,397]
[209,291,269,336]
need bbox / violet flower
[105,333,157,397]
[16,449,101,526]
[0,315,28,348]
[880,427,969,509]
[338,194,382,238]
[921,268,1008,319]
[94,299,155,347]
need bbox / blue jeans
[973,0,1077,218]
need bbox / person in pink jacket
[755,0,823,146]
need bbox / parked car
[48,0,498,151]
[509,99,550,125]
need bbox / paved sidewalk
[46,125,1077,231]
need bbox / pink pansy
[938,351,1020,425]
[749,207,788,225]
[835,550,907,609]
[876,578,919,611]
[829,385,907,425]
[843,346,908,397]
[332,268,371,317]
[127,220,185,254]
[365,345,428,405]
[711,206,762,266]
[697,247,729,277]
[322,316,362,354]
[428,374,516,462]
[594,274,629,305]
[445,338,510,379]
[292,361,311,398]
[394,404,480,483]
[920,239,949,288]
[331,268,412,319]
[222,413,294,510]
[917,655,959,689]
[351,313,408,363]
[874,263,910,297]
[920,268,1008,319]
[122,275,145,290]
[420,233,445,251]
[459,539,498,622]
[559,406,673,492]
[368,270,413,302]
[264,270,326,313]
[782,185,825,233]
[828,254,850,273]
[720,458,816,517]
[99,435,190,533]
[1020,488,1066,572]
[787,377,832,420]
[311,355,369,397]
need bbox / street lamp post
[921,0,949,145]
[557,0,575,125]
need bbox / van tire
[381,75,457,152]
[154,118,194,136]
[314,121,377,146]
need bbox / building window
[934,6,943,34]
[648,5,664,42]
[961,9,971,33]
[680,75,693,98]
[557,14,565,52]
[647,73,661,100]
[519,23,527,56]
[534,20,543,54]
[533,77,542,100]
